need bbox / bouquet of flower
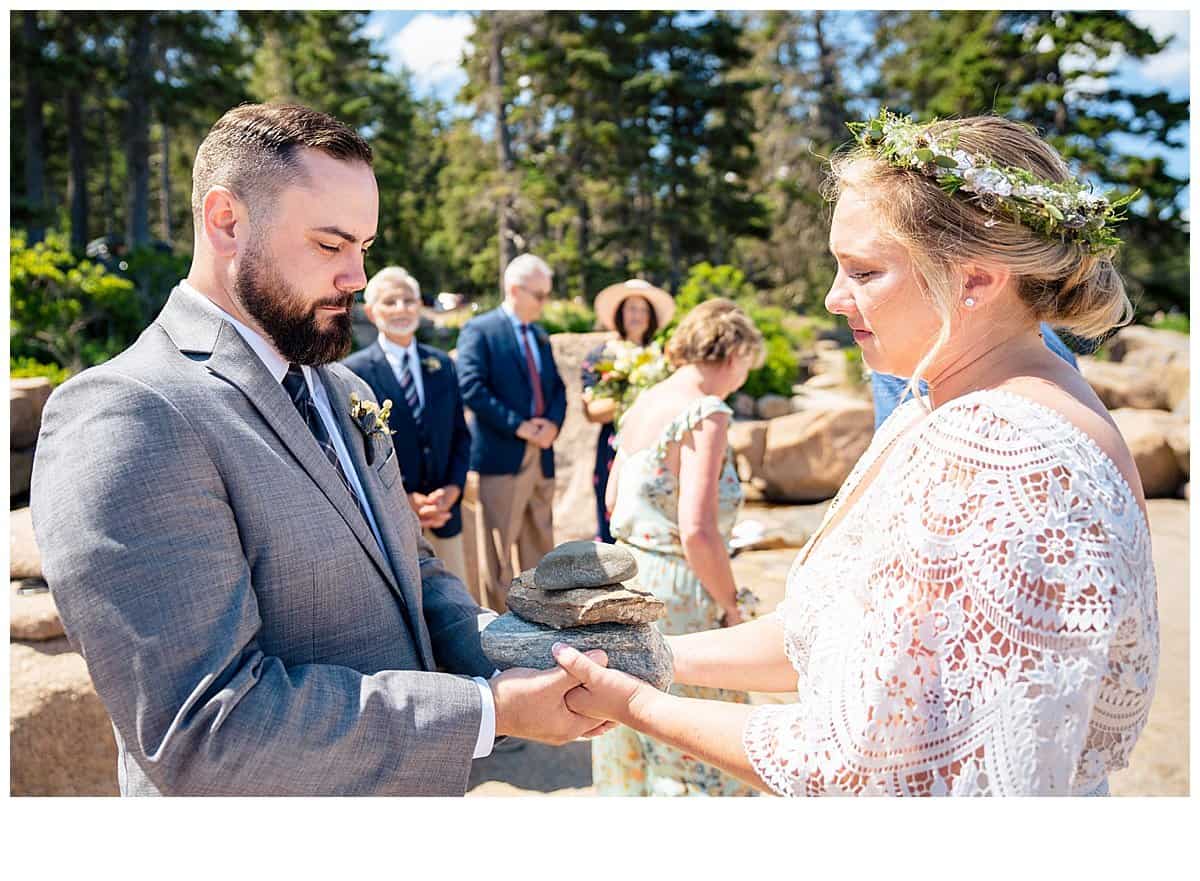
[582,339,673,427]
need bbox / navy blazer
[343,340,472,537]
[456,307,566,478]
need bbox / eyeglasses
[519,284,553,303]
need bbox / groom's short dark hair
[191,103,373,225]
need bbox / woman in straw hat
[580,280,676,542]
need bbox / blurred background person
[581,280,676,543]
[457,254,566,613]
[344,267,472,586]
[590,298,765,796]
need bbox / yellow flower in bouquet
[582,339,672,426]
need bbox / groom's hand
[489,652,613,746]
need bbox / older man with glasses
[456,254,567,615]
[343,267,473,587]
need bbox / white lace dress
[743,390,1159,796]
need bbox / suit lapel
[500,313,535,398]
[415,345,446,425]
[156,289,406,604]
[320,365,426,652]
[365,346,418,434]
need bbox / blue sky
[365,9,1190,209]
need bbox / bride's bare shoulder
[989,376,1144,503]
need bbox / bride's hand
[719,605,743,628]
[552,643,658,728]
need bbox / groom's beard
[235,238,354,366]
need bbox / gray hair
[364,266,421,306]
[503,254,553,293]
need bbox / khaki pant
[476,443,555,613]
[425,530,467,588]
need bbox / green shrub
[123,245,190,323]
[668,262,801,398]
[1151,313,1189,334]
[675,261,756,312]
[843,346,866,387]
[9,356,72,387]
[539,299,597,335]
[10,230,141,373]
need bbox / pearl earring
[964,297,976,308]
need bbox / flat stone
[481,614,673,691]
[534,540,637,591]
[508,575,665,629]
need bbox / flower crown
[847,108,1137,253]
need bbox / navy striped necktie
[399,350,422,419]
[281,364,372,527]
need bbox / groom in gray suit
[30,103,608,796]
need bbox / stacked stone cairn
[481,540,673,691]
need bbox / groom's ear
[202,186,242,259]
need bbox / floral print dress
[590,395,758,796]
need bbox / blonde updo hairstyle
[827,114,1132,395]
[665,298,766,370]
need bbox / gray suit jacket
[30,288,497,795]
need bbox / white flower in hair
[963,167,1013,197]
[847,108,1137,253]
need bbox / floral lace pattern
[743,390,1159,796]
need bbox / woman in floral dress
[589,298,765,796]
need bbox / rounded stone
[534,540,637,591]
[481,613,673,691]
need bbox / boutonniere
[349,392,394,464]
[422,356,441,373]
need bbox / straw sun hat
[593,279,676,334]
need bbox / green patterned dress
[590,395,758,796]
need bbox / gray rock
[11,448,34,500]
[534,540,637,591]
[508,577,665,629]
[481,614,673,691]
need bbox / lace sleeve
[742,396,1158,796]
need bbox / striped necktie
[399,350,422,419]
[281,364,373,527]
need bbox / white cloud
[360,18,385,43]
[1127,10,1189,43]
[1128,10,1190,90]
[384,12,475,98]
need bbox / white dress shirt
[178,281,496,758]
[376,335,425,411]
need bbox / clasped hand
[408,485,461,529]
[516,417,559,450]
[551,643,659,729]
[489,650,618,745]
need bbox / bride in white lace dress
[551,112,1159,796]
